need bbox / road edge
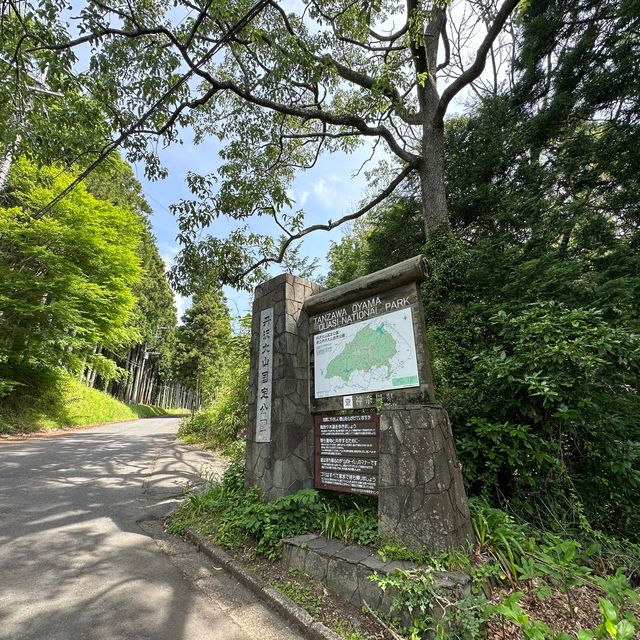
[185,527,343,640]
[0,415,188,443]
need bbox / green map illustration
[325,325,397,381]
[314,307,420,399]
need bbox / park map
[313,307,420,399]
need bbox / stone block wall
[378,405,474,553]
[282,533,470,626]
[245,274,324,500]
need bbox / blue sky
[134,137,377,321]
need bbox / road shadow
[0,421,235,640]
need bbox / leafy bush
[490,590,637,640]
[371,568,489,640]
[455,303,640,539]
[250,489,325,560]
[169,464,640,639]
[370,501,639,640]
[322,501,377,545]
[169,463,325,559]
[470,498,528,583]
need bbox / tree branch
[265,0,420,125]
[436,13,450,71]
[30,0,272,219]
[231,163,414,283]
[323,55,421,125]
[190,66,418,163]
[435,0,521,123]
[369,24,409,42]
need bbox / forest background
[1,0,639,636]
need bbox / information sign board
[313,306,420,399]
[308,282,433,412]
[314,413,379,496]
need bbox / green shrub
[168,463,325,559]
[169,463,384,558]
[178,318,250,459]
[470,498,528,583]
[322,501,377,545]
[455,303,640,539]
[490,590,638,640]
[371,568,489,640]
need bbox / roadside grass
[0,374,187,434]
[270,576,324,618]
[169,464,640,640]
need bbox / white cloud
[313,178,335,207]
[287,188,310,208]
[159,243,179,271]
[173,291,189,324]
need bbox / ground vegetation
[170,465,639,639]
[178,315,251,460]
[0,371,180,434]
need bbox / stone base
[378,405,474,553]
[282,534,470,628]
[245,430,315,500]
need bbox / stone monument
[245,273,323,500]
[245,257,473,552]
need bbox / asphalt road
[0,417,305,640]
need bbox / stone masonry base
[282,534,470,628]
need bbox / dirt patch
[485,581,640,639]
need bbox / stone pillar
[378,405,474,553]
[245,273,324,500]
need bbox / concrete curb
[185,527,342,640]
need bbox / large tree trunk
[122,348,134,402]
[129,346,145,404]
[144,368,155,404]
[410,2,450,238]
[420,121,450,236]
